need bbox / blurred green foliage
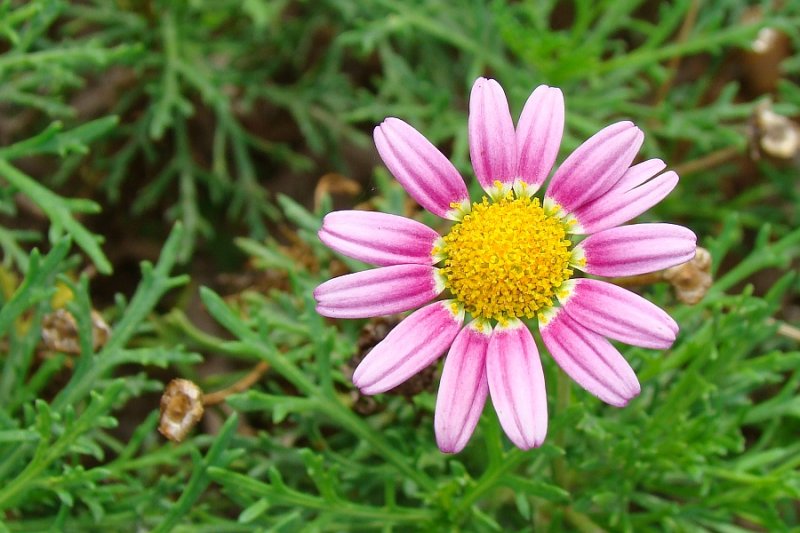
[1,0,800,531]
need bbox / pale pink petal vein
[314,264,442,319]
[435,322,490,453]
[354,300,464,394]
[486,321,548,449]
[319,210,440,266]
[374,118,469,219]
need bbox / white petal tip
[607,377,641,407]
[609,387,641,408]
[507,423,548,450]
[437,443,464,455]
[512,437,545,451]
[436,434,469,454]
[356,384,383,396]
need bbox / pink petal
[374,118,469,219]
[560,279,678,349]
[319,210,440,266]
[572,169,679,234]
[545,122,644,213]
[469,77,517,191]
[353,300,464,395]
[314,265,443,318]
[516,85,564,190]
[540,311,640,406]
[486,320,548,450]
[435,320,490,453]
[608,159,667,193]
[575,223,696,277]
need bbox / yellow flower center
[440,190,573,322]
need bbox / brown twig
[313,172,362,211]
[607,272,664,287]
[652,0,701,108]
[202,361,270,406]
[767,319,800,343]
[671,146,741,177]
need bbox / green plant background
[1,0,799,531]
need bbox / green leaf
[0,238,69,337]
[0,430,40,444]
[277,194,322,233]
[199,286,255,341]
[0,160,111,274]
[151,413,239,533]
[504,475,571,503]
[0,117,119,160]
[238,498,270,523]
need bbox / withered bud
[41,309,111,354]
[752,27,782,55]
[663,247,712,305]
[752,104,800,160]
[739,7,791,95]
[159,379,205,442]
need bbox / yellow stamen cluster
[440,191,573,322]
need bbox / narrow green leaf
[277,194,322,233]
[238,498,270,523]
[0,160,111,274]
[0,117,119,160]
[0,238,69,337]
[199,286,255,341]
[0,430,40,443]
[504,475,571,503]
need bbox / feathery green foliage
[1,0,799,530]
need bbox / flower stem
[651,0,700,108]
[457,448,527,514]
[553,370,571,488]
[552,373,609,532]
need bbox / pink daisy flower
[314,77,696,453]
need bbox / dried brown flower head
[755,105,800,159]
[609,247,712,305]
[739,7,791,95]
[158,378,205,442]
[663,247,712,305]
[750,102,800,161]
[41,309,111,354]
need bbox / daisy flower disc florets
[440,190,574,323]
[314,77,697,453]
